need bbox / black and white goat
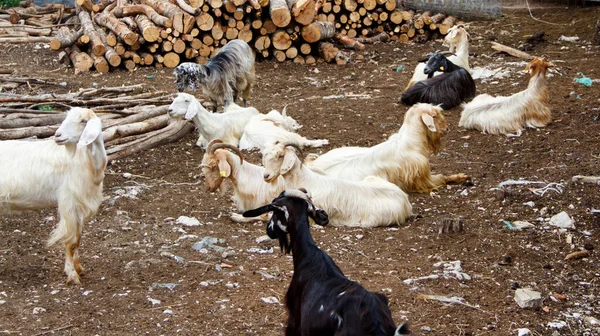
[401,52,476,110]
[243,189,410,336]
[174,39,255,111]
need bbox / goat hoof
[66,272,81,285]
[74,263,85,275]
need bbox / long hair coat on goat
[174,39,255,111]
[0,108,107,284]
[243,189,410,336]
[459,57,554,134]
[401,52,476,110]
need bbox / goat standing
[174,39,255,111]
[401,52,476,110]
[0,108,106,284]
[243,189,410,336]
[459,57,554,134]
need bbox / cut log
[262,19,277,34]
[197,12,215,31]
[254,35,270,51]
[491,42,534,60]
[439,15,456,35]
[287,0,316,26]
[105,31,118,46]
[92,54,110,73]
[355,31,388,44]
[134,14,160,42]
[318,41,338,62]
[113,4,173,28]
[305,55,315,64]
[247,0,261,10]
[163,52,180,67]
[343,0,356,11]
[0,114,65,129]
[76,5,106,56]
[66,44,94,74]
[299,42,311,54]
[293,55,304,63]
[141,0,186,32]
[0,125,57,140]
[273,50,286,62]
[362,0,375,10]
[400,9,413,21]
[269,0,291,27]
[238,28,253,42]
[272,30,291,50]
[173,38,186,53]
[384,0,395,11]
[301,20,335,43]
[335,33,365,50]
[225,26,239,39]
[390,10,402,24]
[285,46,298,58]
[175,0,200,14]
[95,12,139,46]
[103,115,170,142]
[76,0,94,11]
[94,26,122,67]
[49,27,83,50]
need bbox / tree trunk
[272,29,291,50]
[197,12,215,31]
[163,52,180,67]
[49,27,83,50]
[286,0,315,26]
[269,0,291,27]
[301,20,335,43]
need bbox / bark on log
[92,54,110,73]
[95,12,139,46]
[113,4,172,28]
[269,0,291,28]
[0,114,65,129]
[103,105,169,128]
[318,41,337,62]
[355,31,388,44]
[76,5,106,57]
[95,27,122,67]
[76,0,93,11]
[491,42,534,60]
[335,33,365,50]
[134,14,160,42]
[103,114,170,142]
[50,27,83,50]
[287,0,315,26]
[66,44,94,74]
[0,125,57,140]
[175,0,200,14]
[141,0,185,32]
[439,15,456,35]
[301,20,335,43]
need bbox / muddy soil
[1,7,599,336]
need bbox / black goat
[243,189,410,336]
[401,52,476,109]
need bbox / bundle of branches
[0,0,73,43]
[36,0,458,71]
[0,84,196,161]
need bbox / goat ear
[394,322,410,335]
[280,150,296,175]
[242,204,274,217]
[421,113,436,132]
[79,118,102,146]
[184,104,198,120]
[217,157,231,178]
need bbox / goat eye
[81,119,87,123]
[184,99,190,103]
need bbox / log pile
[0,83,196,161]
[0,1,72,44]
[4,0,458,71]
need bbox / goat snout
[263,172,274,182]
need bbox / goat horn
[207,139,224,154]
[282,142,303,158]
[209,143,244,164]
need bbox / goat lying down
[401,52,476,110]
[168,92,259,148]
[200,139,285,222]
[306,103,468,193]
[0,108,107,284]
[239,106,329,153]
[262,142,412,227]
[406,25,471,90]
[243,189,410,336]
[459,57,554,135]
[174,39,255,111]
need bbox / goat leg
[64,237,81,285]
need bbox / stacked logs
[0,2,72,44]
[43,0,458,72]
[0,84,196,161]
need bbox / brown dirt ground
[1,6,600,336]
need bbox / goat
[0,108,107,284]
[306,103,468,193]
[239,106,329,153]
[174,39,255,111]
[243,189,410,336]
[200,139,285,222]
[401,52,476,110]
[168,92,259,148]
[262,143,412,227]
[459,57,554,134]
[405,25,470,90]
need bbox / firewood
[272,29,291,50]
[344,0,356,11]
[305,54,315,64]
[287,0,315,26]
[211,21,224,39]
[95,12,139,46]
[273,50,286,62]
[197,12,215,31]
[384,0,394,11]
[175,0,200,14]
[66,44,94,74]
[318,41,337,62]
[439,15,456,35]
[162,40,174,52]
[92,54,110,73]
[172,38,186,53]
[113,4,172,28]
[238,28,253,42]
[301,20,334,43]
[163,51,180,67]
[124,59,136,71]
[398,33,408,43]
[335,33,365,50]
[114,42,126,55]
[0,125,57,140]
[270,0,291,27]
[355,31,387,44]
[141,0,186,32]
[362,0,375,10]
[285,46,298,58]
[299,42,311,54]
[225,26,238,39]
[491,42,534,60]
[247,0,261,10]
[76,5,106,57]
[103,115,170,142]
[50,27,83,50]
[254,35,270,51]
[0,36,53,43]
[139,52,154,65]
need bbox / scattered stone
[0,300,5,305]
[32,307,46,314]
[403,274,439,285]
[547,321,567,329]
[147,297,161,306]
[584,243,594,251]
[192,237,225,251]
[163,309,174,315]
[565,250,590,261]
[523,201,535,207]
[152,283,179,290]
[511,282,520,290]
[261,296,280,304]
[549,211,575,229]
[256,235,271,244]
[516,328,531,336]
[498,255,512,266]
[584,316,600,327]
[176,216,201,227]
[82,290,92,296]
[355,234,364,240]
[160,251,184,263]
[50,289,60,295]
[246,247,274,254]
[421,326,432,333]
[512,221,535,230]
[514,288,543,309]
[199,280,222,287]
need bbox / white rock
[176,216,201,226]
[523,201,535,207]
[512,221,535,230]
[584,316,600,327]
[0,300,6,305]
[516,328,531,336]
[256,235,271,244]
[163,309,174,315]
[547,321,566,329]
[32,307,46,314]
[261,296,280,304]
[514,288,543,309]
[50,289,60,295]
[549,211,575,229]
[147,297,161,306]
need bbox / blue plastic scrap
[573,72,592,87]
[396,65,405,72]
[503,220,515,230]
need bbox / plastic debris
[558,35,579,42]
[176,216,201,226]
[246,247,274,254]
[152,283,180,290]
[514,288,542,309]
[147,297,161,306]
[395,65,405,72]
[549,211,575,229]
[503,221,515,230]
[512,221,535,230]
[261,296,280,304]
[573,72,592,87]
[547,321,567,329]
[192,237,225,251]
[417,294,484,312]
[145,75,156,79]
[516,328,531,336]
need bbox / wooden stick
[490,42,534,60]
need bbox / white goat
[200,140,285,222]
[0,108,106,284]
[459,57,554,135]
[405,25,470,90]
[168,92,259,148]
[262,143,413,228]
[306,104,468,193]
[239,107,329,153]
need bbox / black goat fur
[401,52,476,110]
[243,191,410,336]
